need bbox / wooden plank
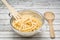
[0,20,10,24]
[0,24,12,31]
[0,8,60,14]
[0,37,60,40]
[6,0,60,5]
[0,14,10,19]
[0,9,9,13]
[1,5,60,9]
[0,37,57,40]
[0,31,60,37]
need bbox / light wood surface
[0,0,60,40]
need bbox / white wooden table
[0,0,60,40]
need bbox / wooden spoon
[44,12,55,39]
[1,0,21,20]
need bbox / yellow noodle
[12,15,42,32]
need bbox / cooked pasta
[12,11,43,32]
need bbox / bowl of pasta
[10,10,44,37]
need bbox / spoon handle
[48,22,55,39]
[1,0,19,19]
